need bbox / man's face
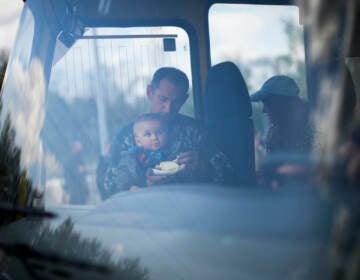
[147,78,188,113]
[134,120,167,151]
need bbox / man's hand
[176,151,199,171]
[146,168,170,186]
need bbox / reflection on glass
[0,104,42,225]
[8,4,34,70]
[0,218,149,279]
[3,58,45,166]
[0,53,44,225]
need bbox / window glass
[209,4,307,169]
[45,26,192,205]
[8,6,34,69]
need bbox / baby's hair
[133,113,169,132]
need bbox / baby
[132,113,168,169]
[104,113,175,192]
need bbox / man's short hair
[150,67,189,94]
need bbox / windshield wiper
[0,203,57,219]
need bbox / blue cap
[250,75,300,102]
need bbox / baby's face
[134,120,167,151]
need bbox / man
[102,67,233,198]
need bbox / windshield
[0,0,359,279]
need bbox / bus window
[209,4,307,171]
[44,26,193,205]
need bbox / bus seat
[204,61,255,186]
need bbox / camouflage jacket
[104,114,234,195]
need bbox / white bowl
[152,164,185,175]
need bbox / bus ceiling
[24,0,302,90]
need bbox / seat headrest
[205,61,252,118]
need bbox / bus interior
[0,0,359,279]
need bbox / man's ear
[146,85,152,99]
